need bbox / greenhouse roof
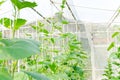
[0,0,120,24]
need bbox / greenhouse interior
[0,0,120,80]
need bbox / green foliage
[0,39,40,60]
[0,18,26,30]
[0,18,13,29]
[34,26,87,80]
[112,32,119,38]
[103,59,113,80]
[109,47,120,59]
[61,0,66,9]
[0,18,27,37]
[50,38,55,44]
[0,31,2,39]
[0,67,13,80]
[0,0,5,6]
[61,20,69,24]
[32,25,49,35]
[31,14,87,79]
[107,42,115,51]
[103,31,120,79]
[11,0,37,10]
[110,77,120,80]
[23,71,50,80]
[32,22,49,35]
[13,18,27,30]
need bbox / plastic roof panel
[74,7,115,22]
[72,0,120,10]
[0,0,120,23]
[70,0,120,22]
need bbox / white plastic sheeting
[0,0,120,23]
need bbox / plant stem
[12,61,18,79]
[12,29,15,39]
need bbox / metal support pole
[85,24,96,80]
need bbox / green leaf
[60,0,66,9]
[111,77,120,80]
[38,22,44,27]
[32,26,49,34]
[23,71,50,80]
[112,32,119,38]
[49,62,58,73]
[0,0,5,5]
[39,29,49,34]
[60,33,72,38]
[107,42,115,51]
[72,66,84,76]
[61,20,69,24]
[0,39,40,60]
[0,18,26,30]
[50,38,55,44]
[0,67,13,80]
[0,18,13,29]
[69,43,79,50]
[113,61,120,67]
[32,25,37,30]
[118,47,120,52]
[14,18,27,30]
[39,61,51,65]
[11,0,37,10]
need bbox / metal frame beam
[50,0,60,11]
[66,1,77,20]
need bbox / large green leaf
[23,71,50,80]
[0,39,40,60]
[14,18,27,30]
[0,67,13,80]
[11,0,37,10]
[0,18,26,30]
[0,18,13,29]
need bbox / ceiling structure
[0,0,120,24]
